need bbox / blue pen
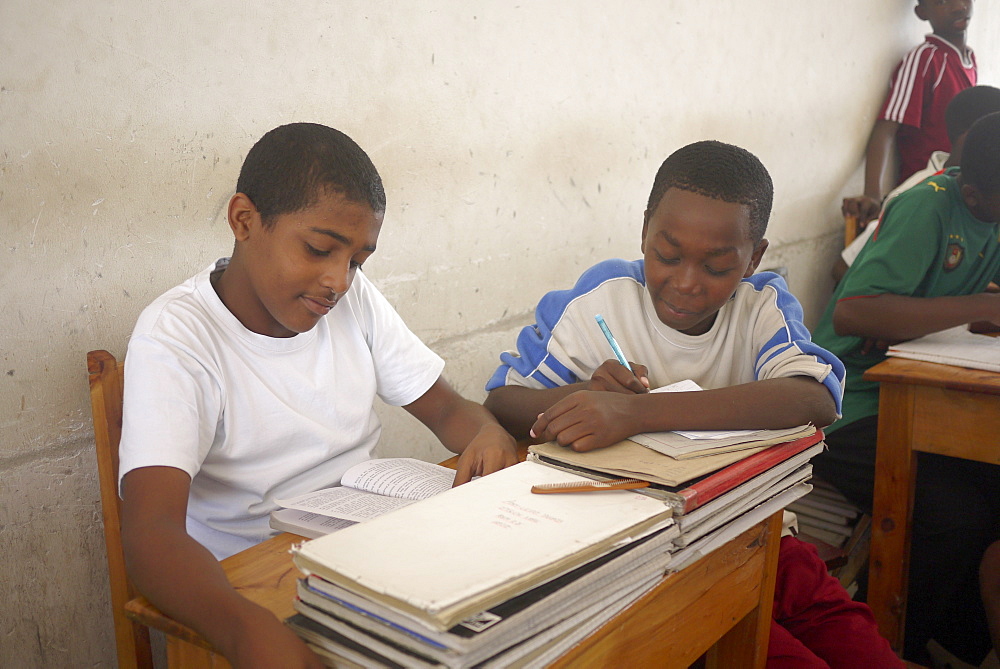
[595,314,634,373]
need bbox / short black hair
[236,123,386,227]
[646,140,773,243]
[960,112,1000,194]
[945,86,1000,143]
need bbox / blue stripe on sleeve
[485,259,644,391]
[746,273,846,414]
[799,340,847,414]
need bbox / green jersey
[814,168,1000,431]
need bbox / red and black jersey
[879,34,976,183]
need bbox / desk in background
[864,357,1000,652]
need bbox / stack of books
[788,479,871,593]
[279,417,826,666]
[527,425,824,572]
[286,460,679,667]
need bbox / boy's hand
[859,337,899,355]
[587,360,650,394]
[841,195,881,225]
[452,423,518,485]
[530,390,637,452]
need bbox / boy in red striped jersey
[843,0,975,225]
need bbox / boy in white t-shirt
[118,123,517,667]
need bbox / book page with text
[341,458,456,500]
[275,487,418,522]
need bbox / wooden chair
[844,213,860,248]
[88,349,154,669]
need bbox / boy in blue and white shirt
[484,141,908,667]
[486,141,844,451]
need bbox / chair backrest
[88,350,154,669]
[844,213,860,248]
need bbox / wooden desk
[125,514,783,668]
[864,357,1000,652]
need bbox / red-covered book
[530,429,825,516]
[672,429,825,513]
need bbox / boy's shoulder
[529,259,646,330]
[571,258,645,290]
[883,169,961,218]
[739,271,790,293]
[132,260,221,339]
[902,34,974,59]
[730,272,803,318]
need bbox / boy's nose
[320,260,352,295]
[671,265,701,295]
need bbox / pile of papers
[277,381,826,665]
[529,428,822,571]
[885,326,1000,372]
[284,461,678,667]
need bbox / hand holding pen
[529,315,649,451]
[592,315,649,394]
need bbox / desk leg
[870,380,918,653]
[705,512,781,669]
[166,636,231,669]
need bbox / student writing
[484,140,901,667]
[117,123,517,668]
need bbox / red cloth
[767,536,904,669]
[879,34,976,182]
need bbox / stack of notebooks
[885,325,1000,372]
[280,420,826,667]
[286,461,680,667]
[788,479,871,593]
[528,424,824,571]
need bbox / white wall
[3,2,997,665]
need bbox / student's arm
[833,292,1000,341]
[842,119,900,223]
[530,376,838,452]
[404,377,518,485]
[120,467,324,669]
[484,360,650,439]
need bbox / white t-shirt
[119,259,444,559]
[841,151,949,266]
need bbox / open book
[270,458,455,538]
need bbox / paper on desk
[627,381,816,458]
[886,326,1000,372]
[531,439,770,487]
[649,380,757,440]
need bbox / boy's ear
[227,193,259,242]
[640,209,651,254]
[743,238,769,278]
[961,182,980,212]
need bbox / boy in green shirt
[814,112,1000,665]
